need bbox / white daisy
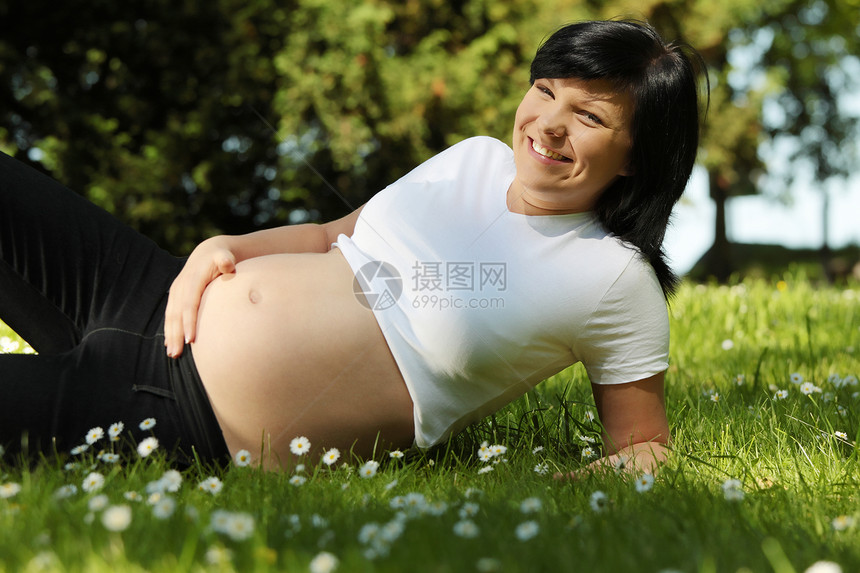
[289,475,307,487]
[124,491,143,502]
[54,484,78,499]
[136,436,159,457]
[322,448,340,466]
[613,455,631,472]
[210,509,234,534]
[151,496,176,520]
[520,497,542,514]
[477,465,494,475]
[790,373,804,385]
[476,557,502,572]
[198,476,224,495]
[403,492,428,516]
[453,519,480,539]
[389,449,404,459]
[831,515,855,531]
[99,453,120,464]
[311,514,329,529]
[234,449,252,467]
[0,482,22,499]
[289,436,311,456]
[490,444,507,457]
[426,501,449,516]
[88,494,109,512]
[108,422,124,441]
[85,427,104,445]
[721,479,745,501]
[800,382,822,395]
[358,460,379,478]
[803,561,843,573]
[721,339,734,350]
[138,418,156,431]
[101,505,132,532]
[635,473,655,493]
[205,546,233,566]
[309,551,339,573]
[589,491,608,512]
[357,522,380,545]
[515,520,539,541]
[384,479,398,491]
[223,512,255,541]
[774,389,789,400]
[532,445,544,454]
[70,444,89,455]
[834,431,849,441]
[533,462,549,475]
[159,469,183,493]
[82,472,105,493]
[459,502,480,519]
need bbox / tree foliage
[0,0,856,266]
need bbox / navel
[248,289,262,304]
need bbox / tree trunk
[820,187,833,282]
[702,169,733,282]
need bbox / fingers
[217,252,236,275]
[164,285,185,358]
[164,246,237,358]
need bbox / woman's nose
[537,107,568,138]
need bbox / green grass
[1,273,858,573]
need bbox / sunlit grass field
[1,273,858,573]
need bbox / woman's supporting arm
[558,371,671,478]
[163,206,364,357]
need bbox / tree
[751,0,860,280]
[0,0,563,253]
[0,0,287,253]
[599,0,858,281]
[4,0,853,281]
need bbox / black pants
[0,151,229,467]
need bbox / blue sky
[664,166,860,275]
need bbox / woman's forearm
[213,223,331,263]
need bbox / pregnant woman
[0,20,705,472]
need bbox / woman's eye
[582,112,604,126]
[536,85,554,98]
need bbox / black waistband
[166,345,231,467]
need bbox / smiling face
[507,77,635,215]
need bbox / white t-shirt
[335,136,669,448]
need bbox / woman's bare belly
[191,249,414,469]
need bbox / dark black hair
[530,20,707,298]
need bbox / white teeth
[531,140,567,161]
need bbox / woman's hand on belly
[190,251,415,468]
[165,236,238,358]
